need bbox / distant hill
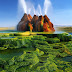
[56,26,72,33]
[0,27,15,31]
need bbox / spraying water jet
[18,0,52,16]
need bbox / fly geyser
[17,13,55,32]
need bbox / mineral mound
[17,13,55,32]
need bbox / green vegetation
[0,32,72,72]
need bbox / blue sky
[0,0,72,27]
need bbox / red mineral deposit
[17,13,55,32]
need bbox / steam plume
[20,0,27,13]
[28,8,31,14]
[37,4,42,15]
[43,0,52,14]
[18,0,52,16]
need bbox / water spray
[18,0,52,16]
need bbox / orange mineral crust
[17,13,55,32]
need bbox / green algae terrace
[0,32,72,72]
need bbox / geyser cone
[17,13,55,32]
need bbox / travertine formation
[17,13,55,32]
